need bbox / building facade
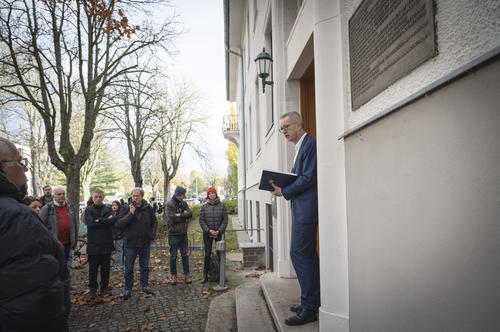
[224,0,500,330]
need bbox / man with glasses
[0,137,70,331]
[40,186,79,265]
[271,111,320,326]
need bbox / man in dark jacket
[117,188,157,300]
[84,190,116,298]
[272,112,320,326]
[166,186,193,285]
[39,184,53,206]
[0,138,69,331]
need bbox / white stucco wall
[344,0,500,130]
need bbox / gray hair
[53,186,66,194]
[92,189,104,196]
[131,187,144,197]
[281,111,303,126]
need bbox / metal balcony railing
[222,114,239,132]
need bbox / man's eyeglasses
[279,123,296,133]
[1,157,28,167]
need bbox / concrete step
[236,280,276,332]
[260,273,319,332]
[205,290,237,332]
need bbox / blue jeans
[124,246,150,291]
[168,234,189,275]
[114,239,124,269]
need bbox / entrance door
[300,61,319,254]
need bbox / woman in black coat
[198,187,228,283]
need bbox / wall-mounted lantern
[254,48,274,93]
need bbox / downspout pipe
[224,0,247,230]
[226,46,247,231]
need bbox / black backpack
[208,252,220,282]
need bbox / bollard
[213,234,228,291]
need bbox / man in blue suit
[272,111,320,326]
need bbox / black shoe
[290,304,301,313]
[122,290,132,300]
[89,288,97,299]
[285,308,318,326]
[201,275,208,284]
[142,287,154,295]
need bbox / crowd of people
[0,137,229,331]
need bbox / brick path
[68,248,215,332]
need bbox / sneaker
[89,288,97,298]
[142,287,153,295]
[100,289,112,297]
[123,290,132,300]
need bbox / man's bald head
[0,137,28,190]
[0,137,16,157]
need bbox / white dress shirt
[293,132,307,169]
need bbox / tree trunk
[82,177,91,203]
[162,178,171,226]
[66,163,81,211]
[29,148,40,197]
[132,159,143,188]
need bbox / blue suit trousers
[290,221,320,310]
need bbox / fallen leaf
[125,327,132,332]
[178,311,184,315]
[159,317,168,321]
[89,323,96,328]
[141,323,154,331]
[140,305,151,312]
[202,295,208,299]
[202,291,209,295]
[80,311,89,317]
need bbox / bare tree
[0,104,59,196]
[106,70,162,187]
[155,81,207,223]
[204,168,224,189]
[143,151,162,197]
[0,0,178,207]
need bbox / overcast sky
[168,0,230,176]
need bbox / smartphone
[131,201,137,207]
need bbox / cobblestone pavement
[68,248,220,332]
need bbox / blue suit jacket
[282,134,318,224]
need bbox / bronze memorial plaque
[349,0,436,110]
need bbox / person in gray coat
[198,187,228,283]
[39,186,79,264]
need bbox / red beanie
[206,187,217,196]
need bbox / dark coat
[0,172,70,331]
[166,198,192,235]
[116,200,157,248]
[282,134,319,224]
[198,198,228,234]
[84,204,116,255]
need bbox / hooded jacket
[0,172,70,331]
[116,199,157,248]
[166,197,193,235]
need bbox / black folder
[259,169,297,192]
